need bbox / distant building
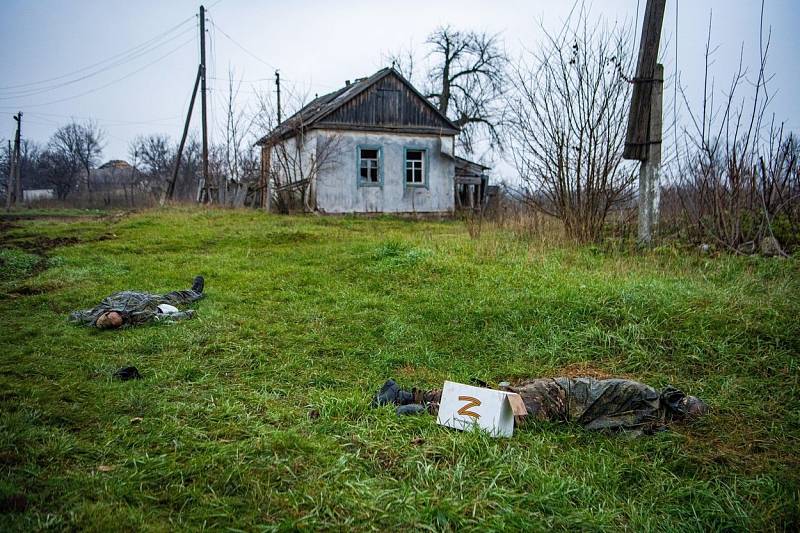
[256,68,489,214]
[91,159,135,191]
[22,189,55,201]
[98,160,133,171]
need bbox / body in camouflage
[507,378,688,433]
[373,377,706,434]
[69,282,203,327]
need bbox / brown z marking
[457,396,482,419]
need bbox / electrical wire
[209,19,278,71]
[0,16,195,92]
[0,25,197,100]
[12,111,181,126]
[14,35,196,109]
[208,14,217,145]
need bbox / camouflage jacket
[509,378,690,433]
[69,289,202,327]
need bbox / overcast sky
[1,0,798,174]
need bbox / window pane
[360,148,380,183]
[405,150,424,184]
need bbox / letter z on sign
[436,381,527,438]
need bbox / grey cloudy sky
[1,0,798,171]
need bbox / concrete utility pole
[5,112,21,211]
[623,0,666,246]
[199,4,211,204]
[637,64,663,244]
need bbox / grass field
[1,207,798,531]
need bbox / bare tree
[124,142,144,206]
[39,148,80,200]
[270,133,341,213]
[50,121,104,198]
[176,137,202,200]
[504,13,636,242]
[215,68,260,206]
[254,85,343,212]
[15,140,44,190]
[131,134,173,198]
[388,27,507,155]
[0,140,9,201]
[672,5,799,253]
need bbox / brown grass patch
[556,362,618,380]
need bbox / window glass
[359,148,380,183]
[405,149,425,184]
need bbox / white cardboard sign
[436,381,528,438]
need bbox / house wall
[270,133,319,184]
[313,129,455,214]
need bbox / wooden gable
[315,72,458,135]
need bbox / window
[358,147,381,185]
[405,149,425,185]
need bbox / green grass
[0,207,109,218]
[0,207,798,531]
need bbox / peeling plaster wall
[313,130,455,214]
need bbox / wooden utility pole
[13,113,21,204]
[5,112,21,211]
[624,0,666,246]
[163,65,202,205]
[257,70,281,212]
[199,5,211,204]
[275,71,282,124]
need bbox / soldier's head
[684,395,709,418]
[96,311,124,329]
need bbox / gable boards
[436,381,528,438]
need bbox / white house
[256,68,488,214]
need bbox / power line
[12,35,196,109]
[0,25,197,100]
[0,16,195,92]
[12,111,182,126]
[209,19,278,71]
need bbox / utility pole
[163,65,202,205]
[259,70,280,212]
[623,0,666,246]
[199,5,210,204]
[13,112,21,205]
[638,64,663,244]
[275,70,282,124]
[5,112,21,211]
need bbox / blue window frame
[357,145,382,187]
[404,147,429,188]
